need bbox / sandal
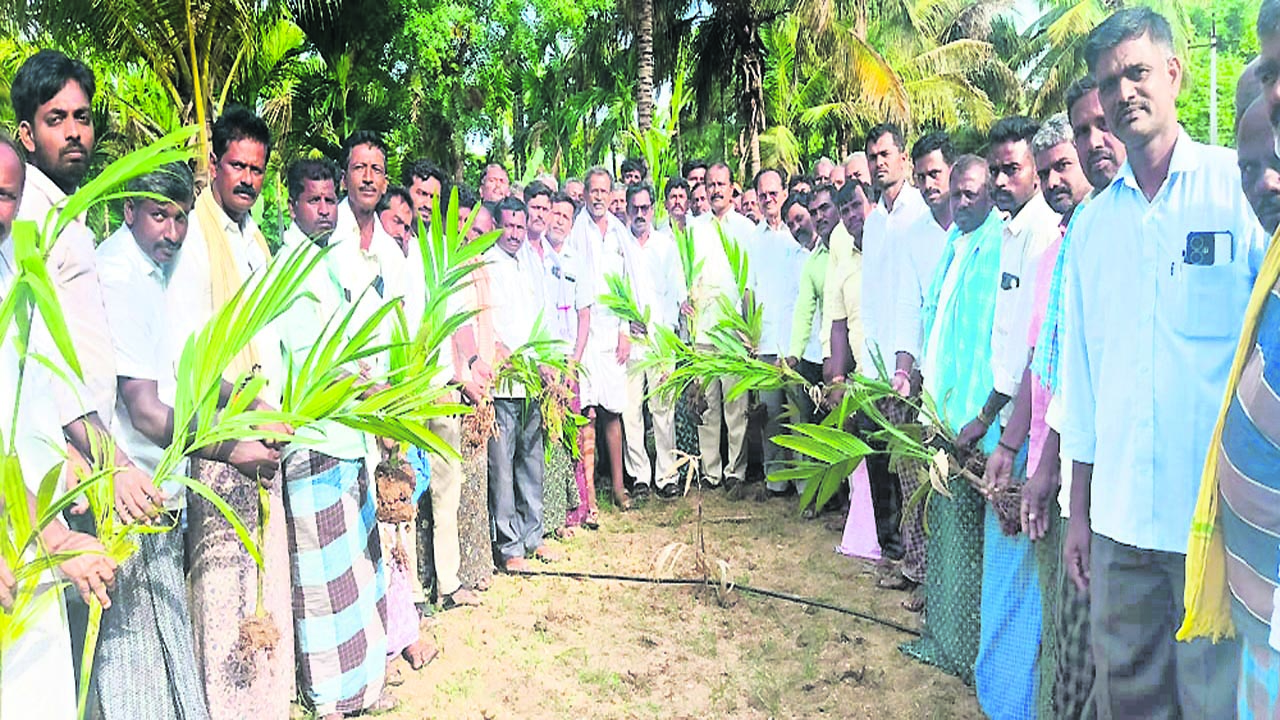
[876,569,917,591]
[369,689,400,712]
[555,525,578,540]
[902,585,925,613]
[584,508,600,530]
[401,639,439,670]
[614,488,632,511]
[385,665,404,687]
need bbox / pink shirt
[1026,234,1063,475]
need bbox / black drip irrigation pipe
[510,568,922,637]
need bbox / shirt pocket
[1176,263,1240,339]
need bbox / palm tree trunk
[636,0,656,133]
[742,52,764,179]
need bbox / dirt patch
[375,490,982,719]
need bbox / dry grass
[372,491,982,719]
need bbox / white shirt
[327,199,407,373]
[629,228,685,356]
[568,210,637,353]
[1059,130,1267,553]
[535,237,591,346]
[166,191,277,397]
[97,227,188,508]
[485,246,541,398]
[749,220,807,357]
[860,183,930,375]
[991,191,1061,423]
[688,210,756,338]
[893,211,951,363]
[17,164,116,424]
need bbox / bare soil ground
[374,489,982,719]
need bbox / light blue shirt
[748,220,806,357]
[1059,129,1268,553]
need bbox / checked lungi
[281,450,388,715]
[96,529,208,720]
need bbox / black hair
[782,191,811,218]
[665,176,690,199]
[375,184,413,213]
[911,131,954,164]
[809,183,837,204]
[549,191,575,208]
[626,183,655,207]
[752,167,789,191]
[10,50,96,126]
[493,195,527,224]
[456,185,479,211]
[620,157,648,179]
[835,178,870,205]
[341,130,387,170]
[1065,76,1099,118]
[211,105,272,160]
[286,158,341,200]
[951,154,990,179]
[523,181,553,204]
[707,162,733,183]
[864,122,906,152]
[681,159,709,178]
[402,159,449,196]
[788,174,815,191]
[988,116,1040,147]
[1261,0,1280,38]
[1084,7,1175,72]
[127,161,195,206]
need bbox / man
[844,152,871,189]
[0,133,119,720]
[956,116,1060,448]
[789,175,814,196]
[901,155,1005,679]
[786,185,836,457]
[826,179,874,389]
[12,50,117,426]
[274,158,395,718]
[690,181,710,218]
[1019,75,1127,720]
[610,182,628,222]
[813,156,835,184]
[621,184,682,500]
[830,164,847,190]
[402,159,449,223]
[1060,9,1262,717]
[94,163,227,720]
[1183,8,1280,716]
[749,169,810,497]
[480,163,510,202]
[621,158,646,186]
[569,168,636,509]
[331,131,405,320]
[686,163,757,492]
[861,123,931,381]
[166,105,292,718]
[683,159,709,187]
[1237,97,1280,233]
[488,196,556,569]
[523,181,554,251]
[564,177,585,206]
[663,177,691,233]
[377,184,417,252]
[739,188,761,223]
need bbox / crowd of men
[2,3,1280,719]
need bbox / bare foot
[443,587,483,609]
[504,556,533,573]
[401,639,439,670]
[533,544,563,563]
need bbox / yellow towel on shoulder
[1180,227,1280,642]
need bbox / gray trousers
[97,527,209,720]
[1090,533,1238,720]
[428,412,464,596]
[487,398,545,561]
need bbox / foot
[384,664,404,687]
[876,568,918,592]
[632,482,651,501]
[369,689,399,713]
[902,585,925,613]
[583,508,600,530]
[533,544,563,563]
[503,556,532,573]
[801,504,817,520]
[555,525,578,539]
[474,575,491,592]
[401,639,439,670]
[656,482,681,499]
[442,587,483,609]
[613,488,632,511]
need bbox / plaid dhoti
[96,529,208,720]
[282,451,388,715]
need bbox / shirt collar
[1004,191,1058,237]
[24,163,68,207]
[204,187,253,236]
[1112,126,1198,193]
[877,183,924,217]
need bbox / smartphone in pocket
[1183,231,1233,266]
